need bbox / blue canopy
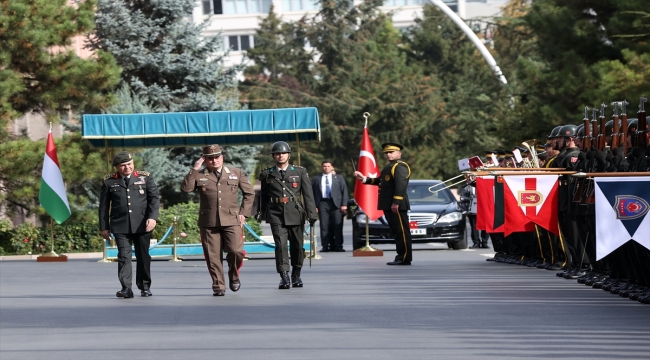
[81,107,320,148]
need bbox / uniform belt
[270,197,295,203]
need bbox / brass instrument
[429,172,475,194]
[520,139,540,168]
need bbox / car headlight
[357,214,380,224]
[437,212,463,223]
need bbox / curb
[0,252,103,261]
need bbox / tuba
[520,139,540,168]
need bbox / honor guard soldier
[257,141,318,289]
[354,142,413,265]
[181,145,255,296]
[99,151,160,298]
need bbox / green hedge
[0,203,264,255]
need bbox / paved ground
[2,236,649,360]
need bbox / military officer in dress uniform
[354,142,413,265]
[181,145,255,296]
[99,151,160,298]
[257,141,318,289]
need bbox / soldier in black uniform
[257,141,318,289]
[354,142,413,265]
[99,151,160,298]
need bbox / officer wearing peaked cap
[99,151,160,298]
[181,144,255,296]
[354,142,413,265]
[257,141,318,289]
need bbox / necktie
[124,176,130,187]
[280,170,285,179]
[216,171,221,180]
[325,175,331,198]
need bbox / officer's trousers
[271,224,305,273]
[200,226,244,292]
[384,210,412,263]
[114,232,151,291]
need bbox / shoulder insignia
[292,164,304,169]
[136,171,150,177]
[103,173,117,181]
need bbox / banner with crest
[594,177,650,260]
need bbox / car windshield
[407,183,453,204]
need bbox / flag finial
[49,122,52,132]
[363,112,370,128]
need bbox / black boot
[291,268,303,288]
[278,271,290,289]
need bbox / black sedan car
[350,179,467,250]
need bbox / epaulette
[103,173,118,181]
[136,171,151,177]
[292,164,305,168]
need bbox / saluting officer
[257,141,318,289]
[181,145,255,296]
[99,151,160,298]
[354,142,413,265]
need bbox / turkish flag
[502,175,559,236]
[355,127,383,220]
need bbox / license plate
[410,228,426,235]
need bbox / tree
[90,0,239,112]
[0,0,120,139]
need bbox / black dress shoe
[116,288,134,298]
[213,290,225,296]
[480,244,490,249]
[334,248,346,252]
[320,248,330,253]
[141,289,152,297]
[279,271,291,289]
[291,268,303,288]
[387,260,411,265]
[229,279,241,292]
[469,244,480,249]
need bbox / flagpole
[38,217,67,261]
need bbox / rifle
[619,100,629,154]
[636,96,648,148]
[582,106,590,151]
[611,102,620,149]
[590,107,599,150]
[597,103,608,151]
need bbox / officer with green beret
[99,151,160,298]
[354,142,413,265]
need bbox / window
[281,0,319,12]
[202,0,224,14]
[212,0,271,14]
[226,35,253,51]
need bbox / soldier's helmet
[271,141,291,154]
[627,119,638,133]
[577,124,585,137]
[548,126,563,139]
[559,124,578,138]
[604,120,622,136]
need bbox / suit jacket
[312,173,350,208]
[363,160,411,211]
[99,171,160,234]
[181,166,255,228]
[258,165,317,226]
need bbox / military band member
[99,151,160,298]
[181,145,255,296]
[257,141,318,289]
[354,142,413,265]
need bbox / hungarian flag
[594,176,650,260]
[355,126,383,220]
[39,130,71,224]
[501,175,559,236]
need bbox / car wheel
[447,242,453,249]
[451,236,468,250]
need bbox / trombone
[429,172,474,194]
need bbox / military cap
[202,144,222,157]
[112,151,133,166]
[381,142,404,153]
[504,150,514,158]
[496,149,506,159]
[544,141,552,148]
[515,145,529,154]
[485,150,497,157]
[537,151,548,160]
[535,144,545,153]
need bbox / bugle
[429,172,473,194]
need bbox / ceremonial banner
[355,126,383,220]
[475,176,494,231]
[501,175,559,236]
[594,177,650,260]
[39,130,71,224]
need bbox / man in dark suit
[354,142,412,265]
[257,141,318,289]
[312,161,349,252]
[99,151,160,298]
